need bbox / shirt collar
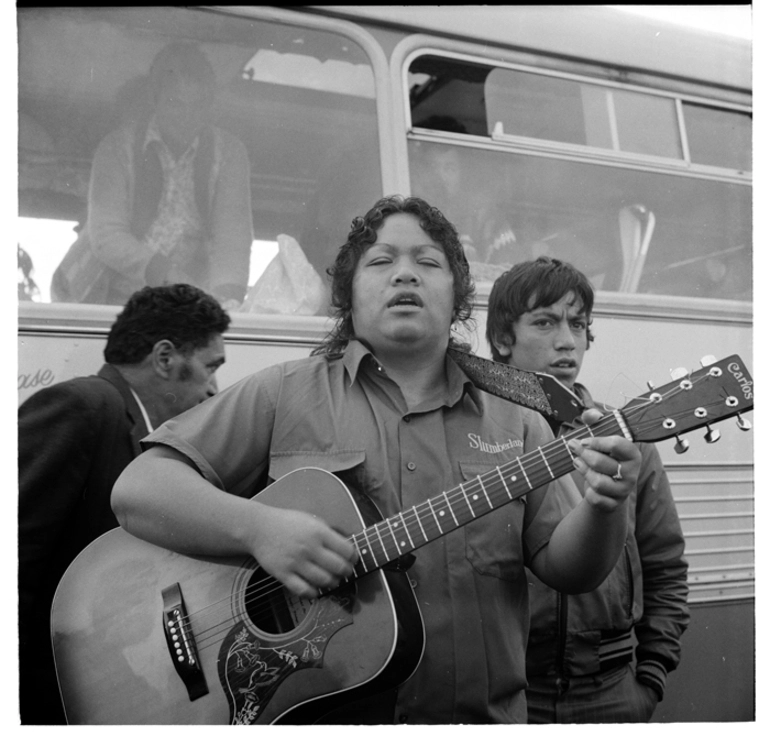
[129,387,154,434]
[341,338,479,411]
[143,116,199,158]
[446,349,483,413]
[341,339,377,386]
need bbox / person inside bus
[486,256,690,723]
[410,115,517,266]
[110,195,641,725]
[51,42,253,310]
[18,284,231,725]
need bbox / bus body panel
[17,4,753,722]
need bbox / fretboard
[349,411,627,578]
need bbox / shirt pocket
[460,461,525,581]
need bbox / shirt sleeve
[515,409,579,564]
[141,366,282,498]
[207,129,253,303]
[87,128,159,284]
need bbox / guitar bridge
[162,583,208,701]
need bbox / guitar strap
[447,347,584,423]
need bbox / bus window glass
[18,7,381,311]
[409,140,751,301]
[611,89,681,158]
[484,69,586,144]
[683,103,752,171]
[485,68,682,158]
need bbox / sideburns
[177,360,193,382]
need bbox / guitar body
[51,468,425,724]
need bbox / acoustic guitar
[51,354,753,724]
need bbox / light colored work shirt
[143,339,577,723]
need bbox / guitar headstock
[621,355,753,444]
[533,372,585,424]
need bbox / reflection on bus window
[408,140,751,301]
[408,54,751,302]
[49,41,254,308]
[18,7,382,313]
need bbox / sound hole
[244,566,313,635]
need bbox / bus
[17,5,753,722]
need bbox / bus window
[407,55,751,302]
[409,139,751,300]
[18,7,381,312]
[484,68,683,159]
[683,103,752,172]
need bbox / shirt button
[407,462,416,471]
[403,415,411,423]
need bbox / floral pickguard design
[217,592,353,725]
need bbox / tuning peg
[646,380,655,391]
[700,355,717,367]
[670,367,688,381]
[704,425,721,443]
[673,436,690,454]
[736,414,752,431]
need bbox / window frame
[404,47,751,180]
[390,35,751,322]
[17,4,396,339]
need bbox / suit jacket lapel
[97,364,149,456]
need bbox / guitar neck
[349,411,628,579]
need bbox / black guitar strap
[447,347,585,424]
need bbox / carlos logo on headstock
[616,354,753,452]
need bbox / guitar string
[178,378,727,651]
[185,384,723,651]
[193,382,724,689]
[188,390,721,653]
[184,418,599,650]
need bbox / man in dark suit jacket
[18,283,231,724]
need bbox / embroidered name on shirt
[468,433,523,454]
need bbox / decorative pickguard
[218,592,354,725]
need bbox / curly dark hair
[104,284,230,364]
[313,195,475,358]
[486,256,595,363]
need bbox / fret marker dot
[473,494,479,500]
[439,510,445,516]
[510,475,517,482]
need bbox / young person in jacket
[52,42,253,309]
[486,256,690,723]
[18,284,230,724]
[111,196,642,724]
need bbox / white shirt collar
[129,387,154,435]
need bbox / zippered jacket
[526,385,690,700]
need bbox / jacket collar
[97,364,150,455]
